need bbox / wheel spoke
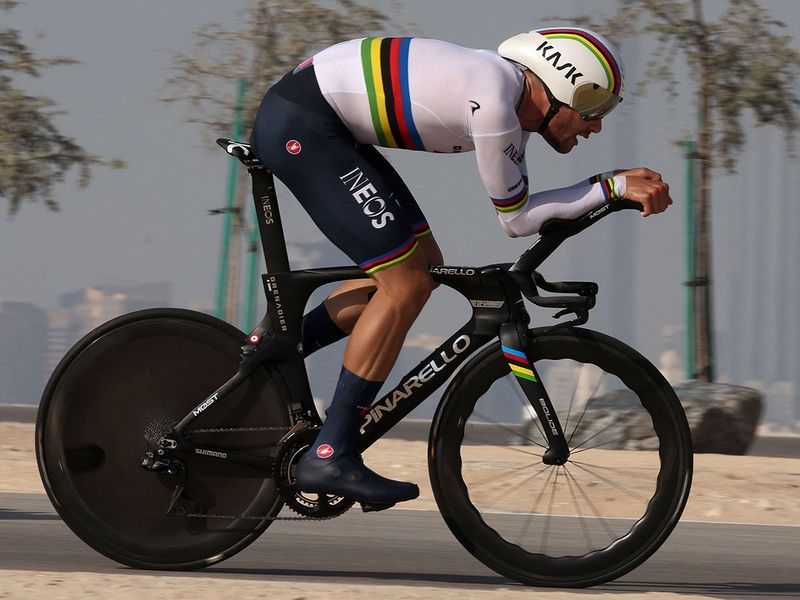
[563,465,596,550]
[562,464,618,542]
[539,466,562,554]
[472,408,547,449]
[568,458,656,478]
[508,377,549,445]
[566,370,607,445]
[465,430,543,459]
[561,360,583,435]
[517,466,556,546]
[567,459,651,503]
[478,463,552,512]
[570,429,630,453]
[464,463,541,490]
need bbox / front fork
[498,320,570,465]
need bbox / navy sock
[301,302,347,356]
[310,367,383,459]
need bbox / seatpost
[250,167,290,273]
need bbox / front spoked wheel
[429,328,692,588]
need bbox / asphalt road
[0,492,797,598]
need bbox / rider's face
[542,109,603,154]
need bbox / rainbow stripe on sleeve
[360,37,425,150]
[501,345,538,382]
[599,177,621,203]
[491,178,529,213]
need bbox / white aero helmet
[498,27,625,122]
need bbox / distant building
[0,301,49,404]
[44,282,172,378]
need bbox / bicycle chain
[186,425,290,434]
[179,424,343,521]
[183,511,336,522]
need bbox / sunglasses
[543,81,622,121]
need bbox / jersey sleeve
[472,107,530,220]
[499,175,627,238]
[518,131,530,181]
[473,105,628,238]
[470,66,628,238]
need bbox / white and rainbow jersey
[313,37,531,215]
[311,37,625,236]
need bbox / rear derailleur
[141,449,190,515]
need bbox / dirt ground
[1,421,798,599]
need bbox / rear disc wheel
[36,309,293,570]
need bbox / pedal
[360,502,395,513]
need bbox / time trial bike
[36,138,693,588]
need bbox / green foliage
[576,0,800,172]
[0,0,123,216]
[162,0,393,141]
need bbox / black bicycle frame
[164,156,638,470]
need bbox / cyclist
[250,27,672,509]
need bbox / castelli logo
[286,139,302,155]
[316,444,334,459]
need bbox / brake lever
[553,307,575,320]
[546,308,589,332]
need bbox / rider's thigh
[253,94,423,277]
[419,234,444,266]
[358,144,435,241]
[369,247,434,312]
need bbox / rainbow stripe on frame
[502,345,537,382]
[360,37,425,150]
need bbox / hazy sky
[2,1,800,409]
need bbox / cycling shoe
[294,451,419,505]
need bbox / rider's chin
[554,137,575,154]
[542,130,567,154]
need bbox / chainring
[273,428,355,519]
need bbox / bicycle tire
[428,327,692,587]
[36,308,293,570]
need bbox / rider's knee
[395,269,434,310]
[376,267,434,315]
[420,235,444,267]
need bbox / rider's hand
[616,167,673,217]
[615,167,663,182]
